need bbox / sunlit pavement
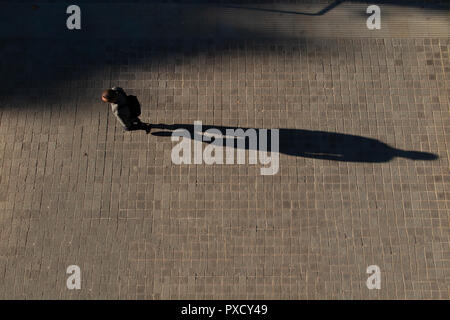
[0,1,448,299]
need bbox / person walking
[101,87,151,133]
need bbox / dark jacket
[109,87,133,127]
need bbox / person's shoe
[123,127,131,132]
[145,124,152,134]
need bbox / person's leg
[123,119,140,132]
[122,117,151,133]
[130,118,151,133]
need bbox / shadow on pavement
[0,0,448,104]
[222,0,449,16]
[151,123,438,163]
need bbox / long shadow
[221,0,344,16]
[222,0,449,16]
[151,123,438,163]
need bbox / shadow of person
[278,128,438,162]
[151,124,438,163]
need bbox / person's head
[101,89,117,103]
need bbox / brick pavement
[0,1,449,299]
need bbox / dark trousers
[124,118,149,131]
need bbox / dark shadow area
[151,123,438,162]
[221,0,345,16]
[221,0,449,16]
[0,0,448,104]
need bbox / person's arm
[112,105,132,128]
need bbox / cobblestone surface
[0,2,449,299]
